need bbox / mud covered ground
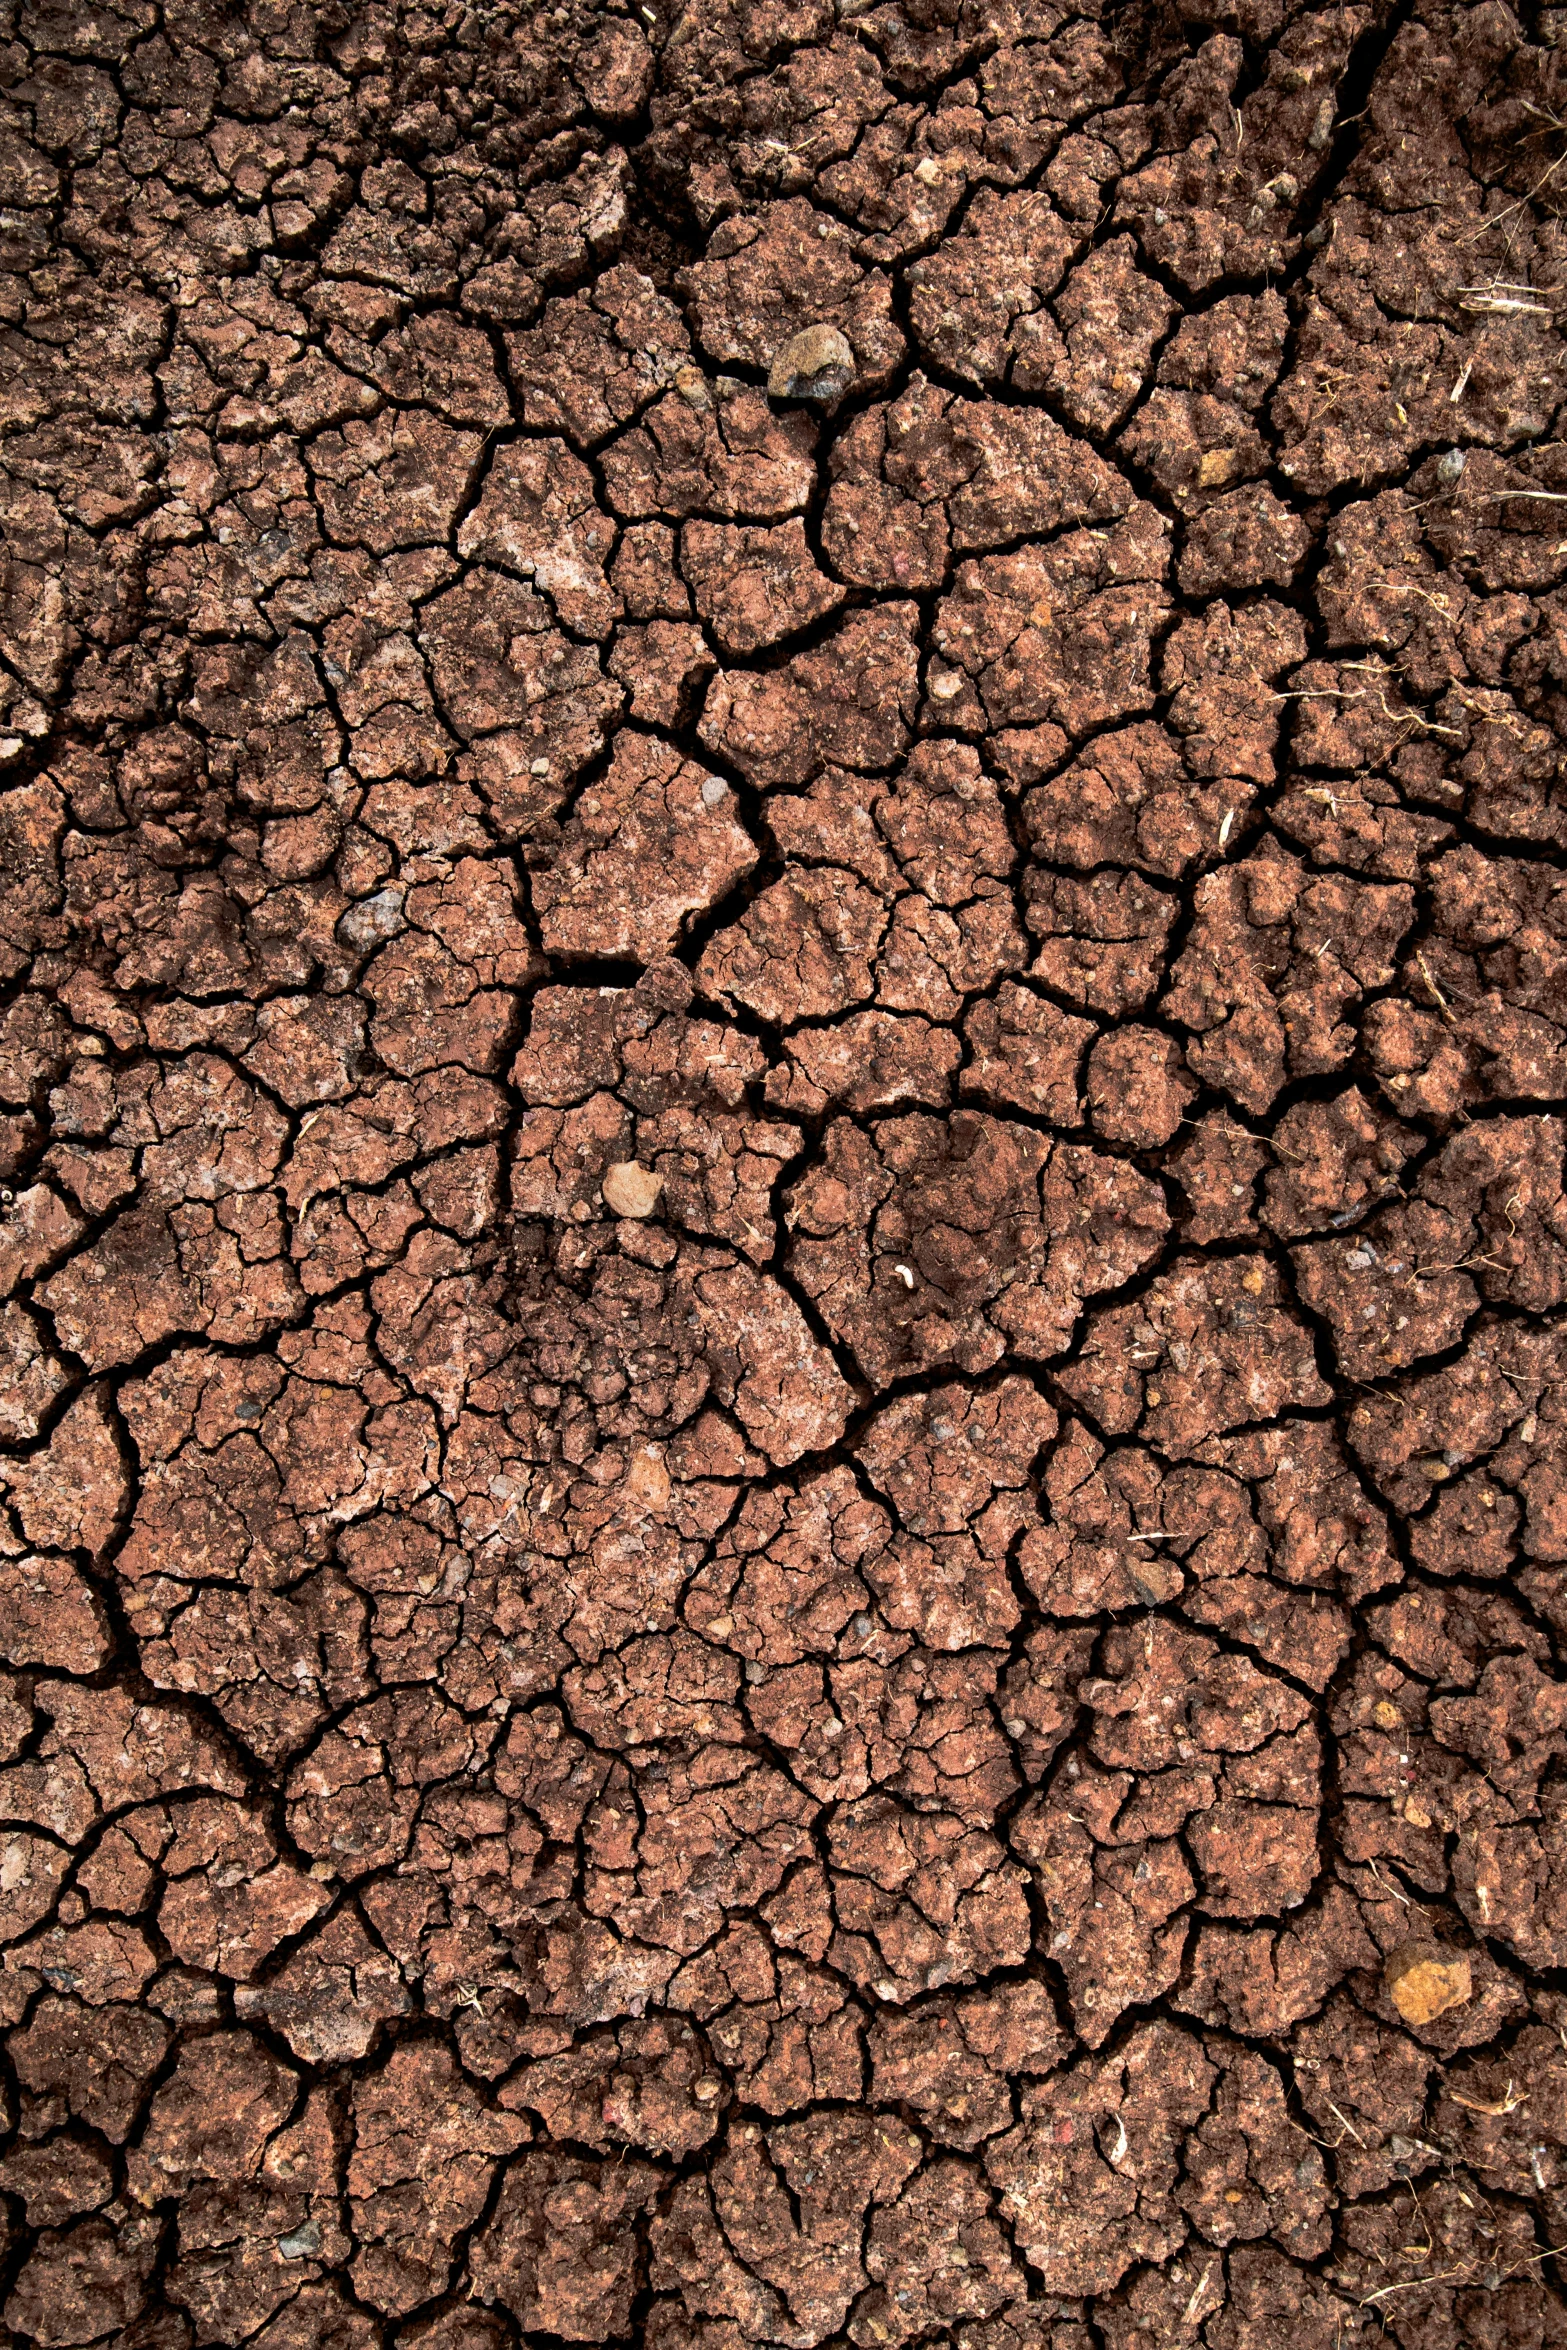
[1,0,1567,2341]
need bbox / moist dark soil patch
[2,0,1567,2342]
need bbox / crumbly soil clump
[2,0,1567,2342]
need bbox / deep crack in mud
[1,0,1567,2342]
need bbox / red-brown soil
[2,0,1567,2341]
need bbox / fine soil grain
[1,0,1567,2342]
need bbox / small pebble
[767,323,855,404]
[602,1162,664,1219]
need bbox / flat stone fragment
[1386,1943,1473,2025]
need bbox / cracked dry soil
[3,0,1567,2344]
